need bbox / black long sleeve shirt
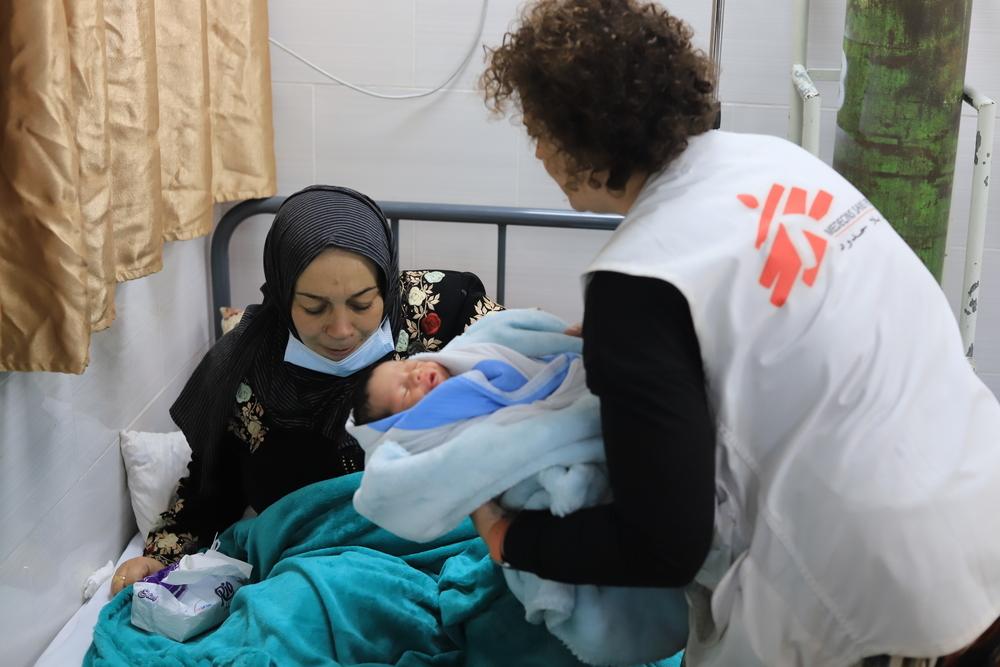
[502,271,717,587]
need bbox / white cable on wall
[268,0,489,100]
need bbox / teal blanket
[85,473,682,666]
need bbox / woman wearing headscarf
[111,185,502,592]
[469,1,1000,665]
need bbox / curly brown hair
[481,0,717,191]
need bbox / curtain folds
[0,0,276,373]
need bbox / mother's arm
[484,271,716,587]
[112,437,248,594]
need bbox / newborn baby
[352,358,452,424]
[349,344,608,520]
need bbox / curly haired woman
[470,1,1000,665]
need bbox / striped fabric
[856,657,939,667]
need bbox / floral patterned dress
[144,269,502,565]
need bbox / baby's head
[352,358,452,425]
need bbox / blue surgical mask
[283,318,394,377]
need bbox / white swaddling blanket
[349,309,687,666]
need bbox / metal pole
[496,224,508,305]
[789,0,810,143]
[959,86,996,365]
[390,218,400,258]
[793,64,821,156]
[709,0,726,99]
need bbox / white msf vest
[587,131,1000,666]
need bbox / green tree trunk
[833,0,973,280]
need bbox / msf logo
[737,184,833,307]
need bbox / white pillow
[120,430,192,538]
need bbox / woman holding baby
[111,185,502,593]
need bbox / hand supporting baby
[469,318,582,563]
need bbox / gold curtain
[0,0,276,373]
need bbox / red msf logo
[737,184,833,307]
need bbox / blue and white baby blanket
[349,309,687,666]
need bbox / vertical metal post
[792,65,821,156]
[709,0,726,97]
[959,86,996,366]
[389,218,400,258]
[496,224,507,305]
[789,0,810,143]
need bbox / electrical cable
[267,0,489,100]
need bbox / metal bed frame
[210,197,623,341]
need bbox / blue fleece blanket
[351,311,689,666]
[85,473,681,666]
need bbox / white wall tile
[503,227,614,323]
[272,82,316,195]
[806,0,847,69]
[413,0,521,93]
[411,0,713,95]
[965,2,1000,101]
[129,350,210,434]
[268,0,414,87]
[722,102,790,138]
[228,213,272,309]
[0,374,77,563]
[0,444,133,667]
[717,0,794,106]
[979,372,1000,400]
[314,86,519,205]
[941,245,967,318]
[71,263,186,468]
[406,220,499,296]
[396,219,417,269]
[515,130,572,209]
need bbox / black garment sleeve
[143,433,248,565]
[501,271,716,587]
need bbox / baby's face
[367,359,452,418]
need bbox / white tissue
[162,550,252,584]
[83,560,115,601]
[131,549,252,642]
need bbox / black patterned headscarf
[170,185,399,489]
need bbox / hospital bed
[33,197,622,666]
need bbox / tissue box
[131,549,252,642]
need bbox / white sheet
[34,533,144,667]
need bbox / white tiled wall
[4,1,1000,664]
[259,0,1000,395]
[0,232,214,667]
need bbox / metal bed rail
[959,86,997,365]
[211,196,623,341]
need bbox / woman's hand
[471,501,513,565]
[471,501,506,538]
[110,556,167,595]
[563,323,582,337]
